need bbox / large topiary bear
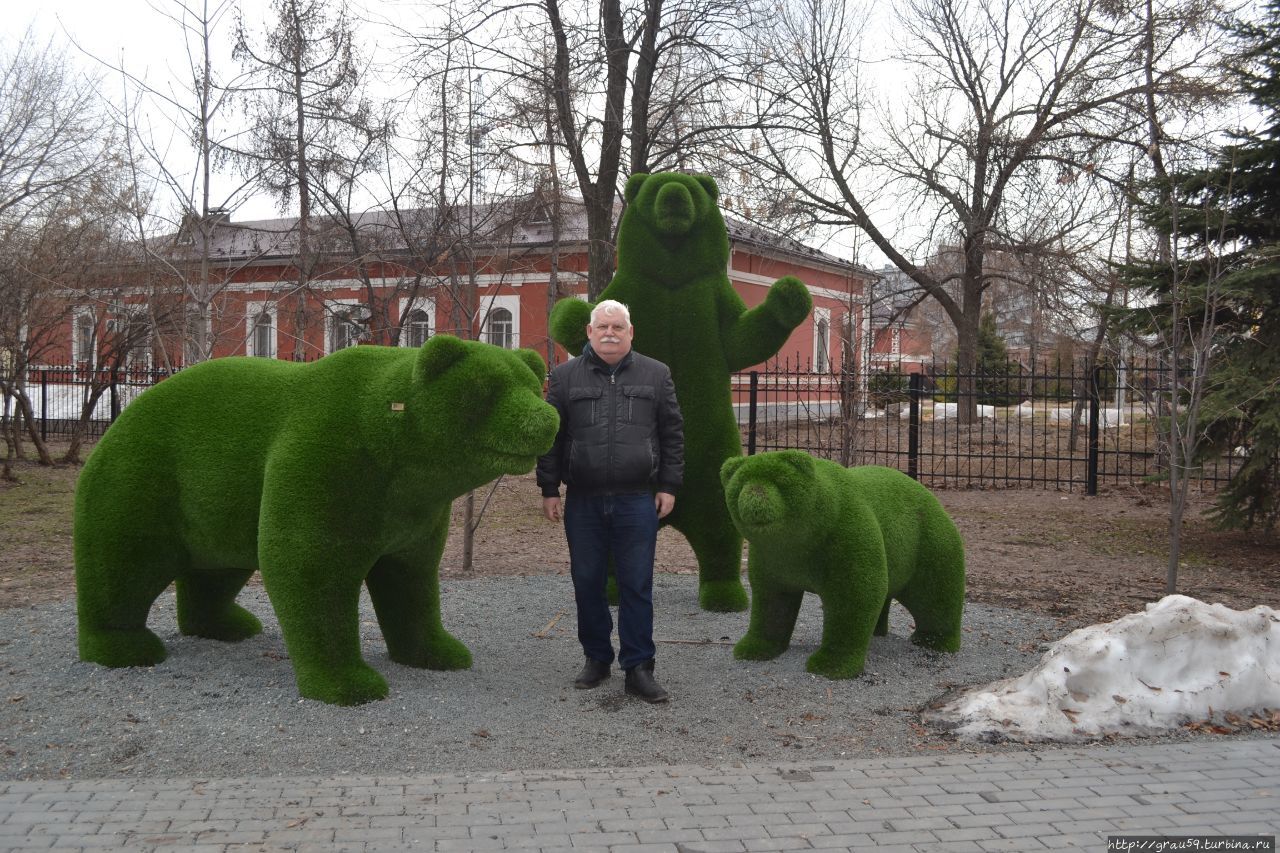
[75,336,559,705]
[550,172,812,612]
[721,451,965,679]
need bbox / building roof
[165,195,869,276]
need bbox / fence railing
[732,357,1241,493]
[3,356,1241,492]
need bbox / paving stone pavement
[2,738,1277,852]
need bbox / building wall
[45,247,870,375]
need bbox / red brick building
[47,198,875,375]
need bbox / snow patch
[927,595,1280,741]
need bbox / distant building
[40,196,876,375]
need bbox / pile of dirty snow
[928,595,1280,742]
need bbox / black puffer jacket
[537,347,684,497]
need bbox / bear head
[720,450,825,541]
[405,336,559,485]
[616,172,729,285]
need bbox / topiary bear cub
[721,451,965,679]
[550,172,811,612]
[75,336,559,706]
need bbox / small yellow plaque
[390,402,405,412]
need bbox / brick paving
[1,739,1277,851]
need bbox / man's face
[585,312,634,365]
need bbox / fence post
[110,371,120,422]
[747,370,759,456]
[40,369,48,443]
[1087,364,1101,496]
[908,372,922,480]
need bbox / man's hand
[543,496,562,522]
[655,492,675,519]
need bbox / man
[536,299,684,703]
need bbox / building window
[248,309,276,358]
[405,309,430,348]
[485,306,514,349]
[74,313,95,365]
[328,304,368,353]
[814,310,831,373]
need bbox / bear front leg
[365,545,472,672]
[806,572,886,680]
[258,542,388,706]
[549,297,593,354]
[733,560,802,661]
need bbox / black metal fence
[732,357,1242,493]
[4,357,1242,493]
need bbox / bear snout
[654,182,696,235]
[736,481,784,529]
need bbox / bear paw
[549,298,592,352]
[765,276,812,327]
[391,632,474,671]
[910,629,961,653]
[178,604,263,642]
[296,663,390,706]
[805,648,865,680]
[699,579,749,612]
[733,634,787,661]
[79,627,168,668]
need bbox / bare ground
[7,450,1275,630]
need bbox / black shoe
[574,657,611,689]
[624,660,669,703]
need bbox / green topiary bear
[550,172,812,612]
[74,336,559,706]
[720,451,965,679]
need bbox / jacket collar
[583,343,634,375]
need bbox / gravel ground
[2,575,1084,781]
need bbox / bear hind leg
[672,512,748,612]
[896,584,963,653]
[76,546,176,668]
[176,568,263,642]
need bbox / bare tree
[411,0,768,298]
[742,0,1229,422]
[232,0,385,357]
[0,29,118,473]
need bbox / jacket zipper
[607,372,616,491]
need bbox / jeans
[563,492,659,671]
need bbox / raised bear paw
[765,276,813,327]
[699,578,749,612]
[549,297,593,353]
[805,647,866,680]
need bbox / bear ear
[624,173,649,203]
[513,348,546,382]
[780,450,816,478]
[414,335,468,383]
[694,174,719,202]
[720,454,747,488]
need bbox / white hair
[590,299,632,328]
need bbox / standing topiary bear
[550,172,812,612]
[721,451,965,679]
[75,336,559,706]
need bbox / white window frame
[323,299,371,354]
[397,296,436,348]
[480,294,520,349]
[813,306,831,373]
[245,302,278,358]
